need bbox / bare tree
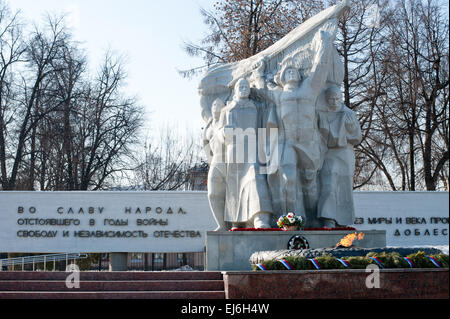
[0,13,70,190]
[59,52,144,190]
[0,3,144,191]
[131,125,203,191]
[180,0,324,78]
[0,3,26,190]
[360,0,449,190]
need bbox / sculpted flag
[198,0,349,124]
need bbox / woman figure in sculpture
[220,78,273,229]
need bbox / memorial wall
[350,192,448,247]
[0,191,448,253]
[0,192,214,253]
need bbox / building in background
[186,162,209,191]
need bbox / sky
[8,0,214,136]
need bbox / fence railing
[129,252,205,271]
[0,253,88,271]
[0,252,205,271]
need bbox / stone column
[109,253,128,271]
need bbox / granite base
[223,269,449,299]
[206,230,386,271]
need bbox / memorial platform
[206,230,386,271]
[0,268,447,299]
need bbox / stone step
[0,280,224,292]
[0,291,225,299]
[0,271,226,299]
[0,271,222,281]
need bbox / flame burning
[336,232,365,248]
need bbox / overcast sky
[9,0,214,136]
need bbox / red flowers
[229,228,282,231]
[304,227,356,231]
[228,227,356,232]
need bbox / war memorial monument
[0,0,448,300]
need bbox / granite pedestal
[206,230,386,271]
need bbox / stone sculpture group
[200,0,362,230]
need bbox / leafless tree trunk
[1,5,144,191]
[131,125,203,191]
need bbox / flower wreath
[287,235,310,250]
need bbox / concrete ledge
[206,230,386,271]
[223,268,449,299]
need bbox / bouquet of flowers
[277,212,305,229]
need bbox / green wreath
[288,235,310,250]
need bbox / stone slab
[0,271,223,281]
[223,269,449,299]
[0,291,226,299]
[349,191,449,246]
[206,230,386,271]
[0,280,225,292]
[0,191,215,253]
[0,271,226,299]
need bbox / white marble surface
[0,191,216,253]
[350,192,449,247]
